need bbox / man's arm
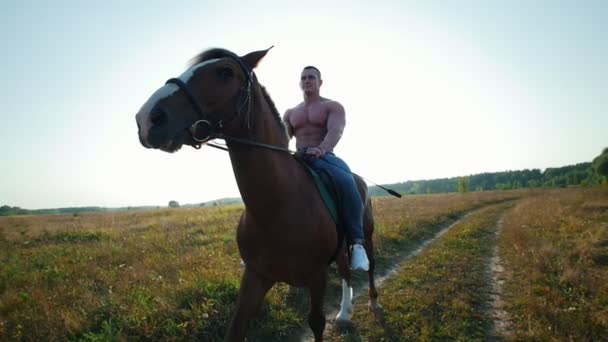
[282,109,294,139]
[318,101,345,153]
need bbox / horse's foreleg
[335,250,353,323]
[308,270,328,342]
[225,268,274,342]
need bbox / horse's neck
[227,88,294,216]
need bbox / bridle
[165,53,255,147]
[163,55,298,158]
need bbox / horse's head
[135,47,271,152]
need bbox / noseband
[165,55,254,146]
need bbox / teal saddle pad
[295,156,344,263]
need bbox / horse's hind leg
[225,268,274,342]
[308,270,328,342]
[363,201,382,316]
[335,249,353,323]
[365,234,382,315]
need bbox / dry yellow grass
[1,206,246,341]
[499,187,608,340]
[337,202,514,341]
[0,190,525,341]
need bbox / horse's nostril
[150,108,167,126]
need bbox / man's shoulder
[320,98,344,111]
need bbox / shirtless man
[283,66,369,271]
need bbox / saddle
[295,155,346,264]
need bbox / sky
[1,0,606,210]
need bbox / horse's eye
[217,67,234,80]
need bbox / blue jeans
[302,152,364,244]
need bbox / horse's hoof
[335,318,354,331]
[369,301,385,321]
[369,299,382,310]
[374,307,385,320]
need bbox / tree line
[0,206,109,216]
[0,206,160,217]
[370,148,608,196]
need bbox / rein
[208,133,294,154]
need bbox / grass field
[1,188,606,341]
[498,188,608,341]
[335,201,515,341]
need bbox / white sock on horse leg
[335,279,353,321]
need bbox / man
[283,66,369,271]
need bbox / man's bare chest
[290,105,329,128]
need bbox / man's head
[300,66,322,95]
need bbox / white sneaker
[351,244,369,271]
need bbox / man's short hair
[303,66,321,80]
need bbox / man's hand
[305,146,325,159]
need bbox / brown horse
[135,47,380,341]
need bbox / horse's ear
[241,46,274,70]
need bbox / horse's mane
[189,47,239,67]
[190,48,287,143]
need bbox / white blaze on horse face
[135,84,179,145]
[335,279,353,322]
[135,58,222,145]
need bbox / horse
[135,47,380,341]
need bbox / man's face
[300,68,322,93]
